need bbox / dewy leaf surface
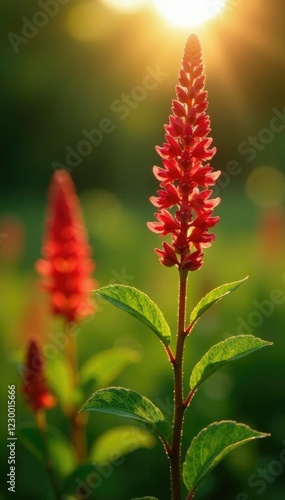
[190,335,272,390]
[182,421,269,493]
[81,387,171,442]
[189,277,248,324]
[93,285,171,345]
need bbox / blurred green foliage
[1,188,285,499]
[1,0,285,498]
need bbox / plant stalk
[170,269,188,500]
[36,409,62,500]
[65,324,87,462]
[186,489,195,500]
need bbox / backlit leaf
[182,421,269,493]
[189,277,248,324]
[93,285,171,345]
[190,335,272,390]
[81,387,171,442]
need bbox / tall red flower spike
[22,339,56,412]
[148,34,221,271]
[36,169,95,323]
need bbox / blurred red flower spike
[36,169,96,323]
[22,339,56,412]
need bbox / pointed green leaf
[90,425,155,464]
[182,421,269,493]
[80,347,140,390]
[93,285,171,345]
[190,335,272,390]
[81,387,171,442]
[190,277,248,324]
[18,422,77,477]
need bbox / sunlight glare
[101,0,146,13]
[153,0,227,27]
[66,1,116,41]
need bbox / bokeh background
[1,0,285,498]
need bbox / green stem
[170,269,188,500]
[65,325,87,462]
[35,410,62,500]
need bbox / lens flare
[246,166,285,207]
[66,2,116,42]
[100,0,146,13]
[152,0,227,27]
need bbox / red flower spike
[36,169,96,323]
[22,339,56,412]
[148,34,221,271]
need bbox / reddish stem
[185,321,195,336]
[166,345,176,363]
[186,489,195,500]
[183,389,197,409]
[169,269,188,500]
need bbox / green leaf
[189,277,248,324]
[190,335,272,390]
[90,425,155,464]
[93,285,171,345]
[81,387,171,442]
[46,354,80,408]
[18,422,77,478]
[182,421,269,493]
[80,347,140,390]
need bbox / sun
[152,0,227,27]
